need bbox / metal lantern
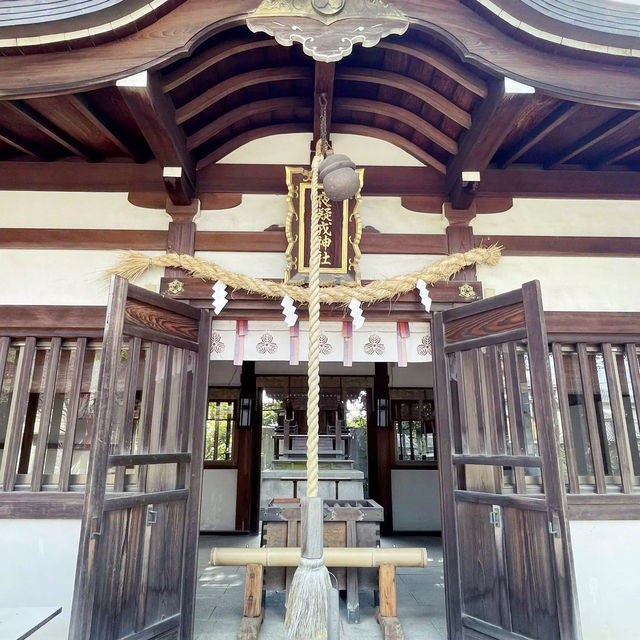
[318,153,360,201]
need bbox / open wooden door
[433,281,580,640]
[69,276,210,640]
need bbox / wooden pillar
[370,362,394,534]
[235,360,260,533]
[165,198,198,278]
[444,203,476,282]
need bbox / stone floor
[195,533,447,640]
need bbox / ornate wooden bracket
[246,0,409,62]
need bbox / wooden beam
[175,67,312,125]
[118,71,195,205]
[476,235,640,257]
[4,100,96,160]
[187,97,310,151]
[0,228,167,250]
[2,161,640,199]
[376,40,488,98]
[334,97,458,155]
[66,93,141,160]
[335,68,472,128]
[162,37,278,92]
[446,78,530,208]
[498,102,583,168]
[546,111,640,169]
[313,62,335,146]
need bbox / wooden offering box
[261,498,383,623]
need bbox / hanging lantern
[319,153,360,201]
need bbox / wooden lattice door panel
[69,277,210,640]
[433,281,580,640]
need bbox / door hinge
[548,521,560,537]
[146,504,158,526]
[90,516,102,538]
[489,506,501,528]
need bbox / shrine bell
[318,153,360,201]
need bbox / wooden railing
[546,312,640,519]
[0,307,105,517]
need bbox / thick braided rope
[306,143,323,498]
[109,246,502,303]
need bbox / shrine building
[0,0,639,639]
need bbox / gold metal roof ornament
[246,0,409,62]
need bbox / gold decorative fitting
[168,279,185,295]
[458,284,476,300]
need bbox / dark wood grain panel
[546,311,640,336]
[445,303,525,345]
[502,507,560,640]
[457,501,503,626]
[124,300,198,344]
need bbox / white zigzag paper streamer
[280,294,298,327]
[211,280,228,315]
[416,279,432,312]
[348,298,365,330]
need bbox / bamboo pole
[211,547,427,568]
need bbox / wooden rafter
[335,68,472,129]
[118,71,195,205]
[187,97,311,151]
[313,62,335,147]
[546,110,640,169]
[376,41,488,98]
[331,123,447,174]
[162,37,278,92]
[4,100,96,160]
[446,79,530,208]
[66,94,141,160]
[175,67,313,125]
[0,125,43,159]
[334,97,458,155]
[594,138,640,169]
[498,102,583,168]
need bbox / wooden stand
[238,564,264,640]
[211,547,425,639]
[376,564,404,639]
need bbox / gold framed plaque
[284,166,363,284]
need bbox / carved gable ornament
[246,0,409,62]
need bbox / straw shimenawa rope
[108,245,502,304]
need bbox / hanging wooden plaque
[284,166,363,284]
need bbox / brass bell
[318,153,360,201]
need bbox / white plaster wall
[391,469,441,531]
[477,256,640,311]
[0,519,81,639]
[473,198,640,237]
[200,468,238,531]
[570,520,640,640]
[219,133,423,167]
[0,249,164,305]
[0,191,168,229]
